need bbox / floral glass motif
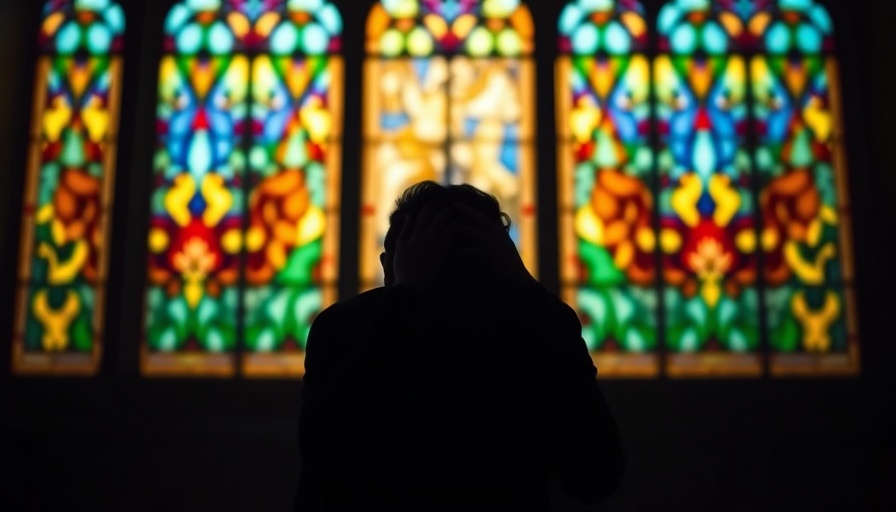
[556,0,659,376]
[655,0,763,376]
[361,0,536,290]
[144,0,343,376]
[749,0,858,374]
[14,0,125,375]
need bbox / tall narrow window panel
[360,0,537,290]
[750,0,858,375]
[13,0,125,375]
[144,0,343,377]
[655,0,762,376]
[556,0,659,376]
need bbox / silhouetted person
[296,182,624,511]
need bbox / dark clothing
[296,280,624,511]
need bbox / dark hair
[383,181,511,256]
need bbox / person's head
[380,181,511,286]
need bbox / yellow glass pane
[364,57,450,144]
[449,58,534,142]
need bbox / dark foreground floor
[1,378,893,512]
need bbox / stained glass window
[749,0,858,375]
[556,0,658,376]
[360,0,537,290]
[557,0,856,377]
[144,0,343,377]
[13,0,125,375]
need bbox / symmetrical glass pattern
[144,0,343,376]
[557,0,857,377]
[360,0,537,289]
[14,0,125,375]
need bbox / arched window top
[558,0,648,56]
[163,1,244,54]
[749,0,834,55]
[657,0,748,55]
[366,0,534,58]
[256,0,343,55]
[164,0,342,55]
[40,0,125,55]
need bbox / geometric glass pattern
[13,0,125,375]
[143,0,343,377]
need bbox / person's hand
[392,203,459,290]
[452,202,539,290]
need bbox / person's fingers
[412,202,440,238]
[453,223,491,243]
[453,202,503,233]
[428,206,456,236]
[453,222,506,251]
[450,248,487,265]
[397,214,415,246]
[439,223,461,248]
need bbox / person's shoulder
[314,287,387,323]
[511,286,582,333]
[336,287,387,311]
[306,288,387,357]
[510,285,574,314]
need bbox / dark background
[0,0,894,510]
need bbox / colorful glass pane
[14,0,125,375]
[749,0,857,374]
[145,2,248,375]
[557,0,658,376]
[361,1,536,290]
[144,0,343,376]
[655,0,762,376]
